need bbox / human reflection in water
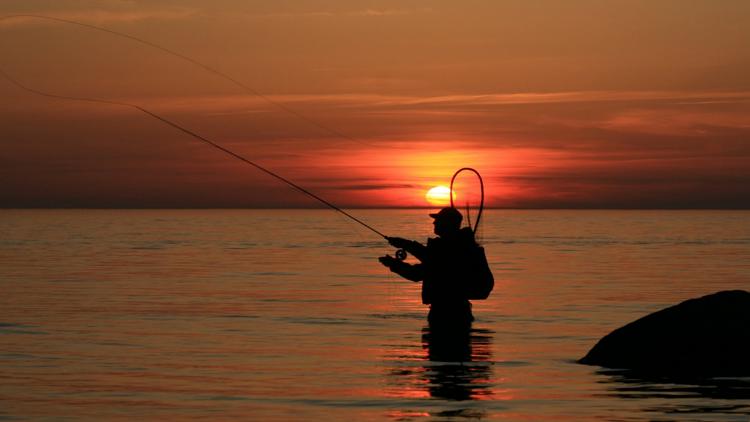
[422,325,494,401]
[386,325,494,420]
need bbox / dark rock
[579,290,750,376]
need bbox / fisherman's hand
[379,254,397,268]
[386,237,411,249]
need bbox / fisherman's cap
[429,207,463,223]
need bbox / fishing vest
[422,229,494,303]
[464,244,494,300]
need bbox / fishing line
[0,67,388,239]
[0,14,372,147]
[0,14,488,305]
[450,167,485,234]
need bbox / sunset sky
[1,0,749,208]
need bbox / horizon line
[2,206,749,211]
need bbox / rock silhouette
[579,290,750,376]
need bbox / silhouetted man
[379,207,479,327]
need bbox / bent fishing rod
[0,67,387,239]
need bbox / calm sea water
[1,209,749,421]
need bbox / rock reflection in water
[599,370,750,418]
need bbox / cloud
[372,91,750,108]
[240,8,432,20]
[0,8,196,27]
[29,90,741,117]
[598,109,750,135]
[321,183,416,191]
[348,8,432,17]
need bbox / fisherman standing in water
[379,207,493,328]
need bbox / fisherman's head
[430,207,463,237]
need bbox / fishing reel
[395,248,407,261]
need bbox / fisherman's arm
[378,255,424,282]
[385,237,428,262]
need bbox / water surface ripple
[1,209,749,420]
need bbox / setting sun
[425,186,453,206]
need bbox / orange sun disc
[425,185,454,206]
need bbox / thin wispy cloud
[385,91,750,107]
[599,109,750,135]
[36,90,745,113]
[0,8,196,27]
[240,7,433,20]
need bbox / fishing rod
[0,14,389,238]
[0,67,388,239]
